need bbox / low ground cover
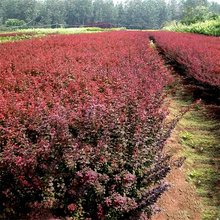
[0,32,36,43]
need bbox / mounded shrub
[0,31,173,219]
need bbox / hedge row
[0,31,173,219]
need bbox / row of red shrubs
[0,31,173,219]
[150,31,220,88]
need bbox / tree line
[0,0,219,29]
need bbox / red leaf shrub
[150,31,220,88]
[0,31,173,219]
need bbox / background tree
[72,0,92,25]
[181,0,211,24]
[167,0,183,21]
[209,1,220,15]
[1,0,37,23]
[124,0,145,29]
[115,2,126,26]
[101,0,116,24]
[0,0,219,29]
[36,0,66,26]
[0,1,4,25]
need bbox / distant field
[0,27,125,43]
[16,27,126,34]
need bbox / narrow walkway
[152,73,220,220]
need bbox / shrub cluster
[151,31,220,88]
[163,17,220,36]
[0,31,173,219]
[5,18,26,27]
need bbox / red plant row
[150,31,220,88]
[0,31,173,219]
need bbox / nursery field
[0,27,124,43]
[0,30,219,220]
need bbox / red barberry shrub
[0,31,173,219]
[150,31,220,88]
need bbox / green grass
[0,27,126,43]
[3,27,125,35]
[178,104,220,219]
[163,17,220,36]
[166,73,220,219]
[0,33,43,43]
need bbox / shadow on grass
[176,87,220,219]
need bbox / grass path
[152,73,220,220]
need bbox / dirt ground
[152,70,220,220]
[151,74,204,220]
[152,125,203,220]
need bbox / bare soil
[152,120,203,220]
[152,72,220,220]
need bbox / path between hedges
[152,71,220,220]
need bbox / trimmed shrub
[163,17,220,36]
[151,31,220,88]
[0,31,173,219]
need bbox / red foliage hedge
[0,31,173,219]
[150,31,220,88]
